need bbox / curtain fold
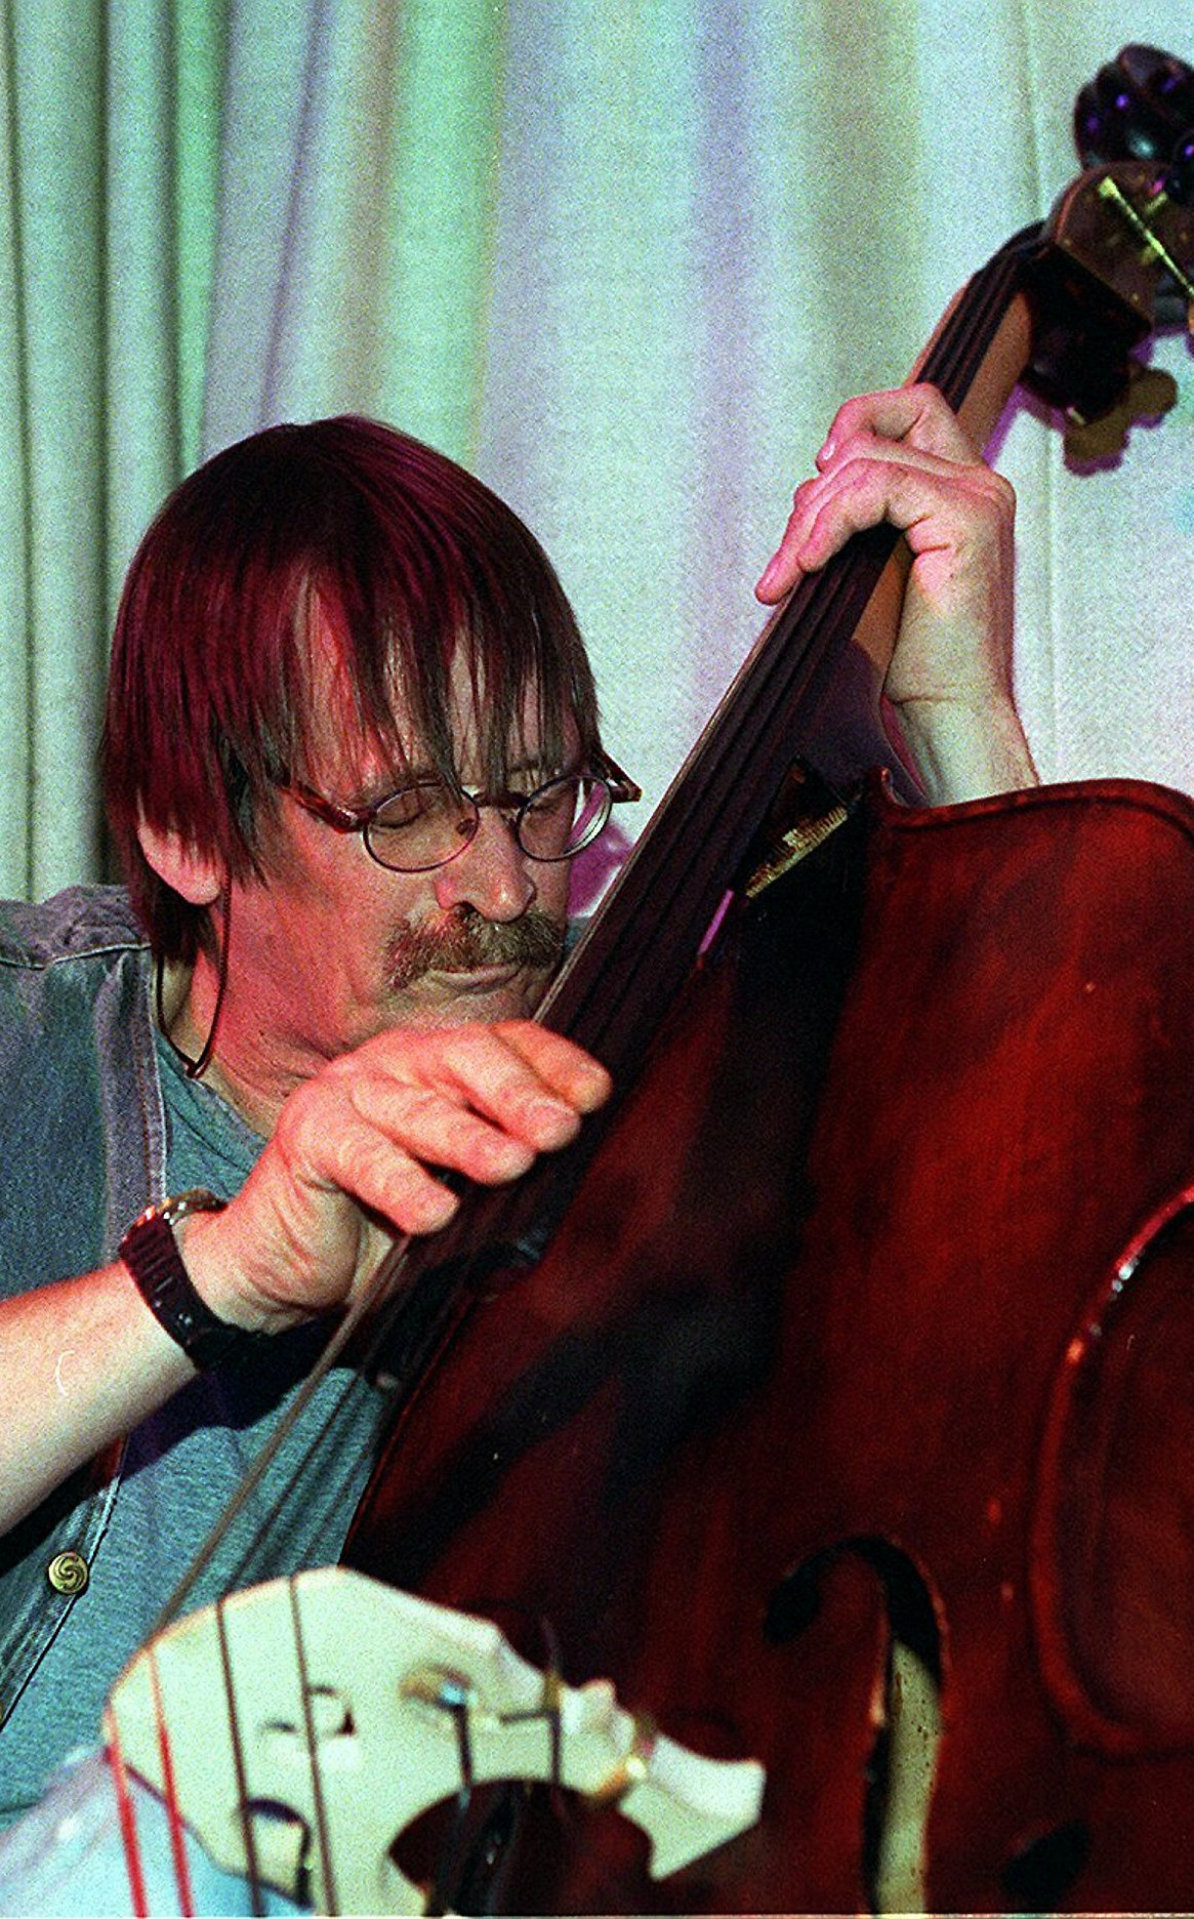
[3,0,1192,905]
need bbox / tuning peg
[1062,363,1178,466]
[1075,45,1194,170]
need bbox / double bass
[107,45,1194,1915]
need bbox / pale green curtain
[3,0,1193,906]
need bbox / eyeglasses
[283,757,641,874]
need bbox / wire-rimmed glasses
[283,757,641,874]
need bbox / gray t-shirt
[0,1035,384,1821]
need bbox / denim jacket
[0,887,162,1730]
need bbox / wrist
[889,690,1038,805]
[178,1206,313,1338]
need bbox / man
[0,383,1033,1899]
[0,412,617,1828]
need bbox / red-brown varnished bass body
[347,775,1194,1912]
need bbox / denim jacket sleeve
[0,888,164,1730]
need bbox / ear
[136,819,223,907]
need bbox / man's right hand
[0,1019,609,1534]
[182,1019,611,1333]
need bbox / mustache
[385,908,566,990]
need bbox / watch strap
[119,1188,243,1370]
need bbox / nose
[432,806,537,922]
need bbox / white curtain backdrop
[3,0,1193,904]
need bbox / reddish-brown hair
[102,416,601,961]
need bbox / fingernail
[756,556,780,596]
[581,1069,612,1109]
[425,1187,461,1228]
[815,435,835,468]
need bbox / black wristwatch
[119,1189,244,1370]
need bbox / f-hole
[766,1535,943,1915]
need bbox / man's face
[217,646,576,1101]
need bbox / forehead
[298,607,570,790]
